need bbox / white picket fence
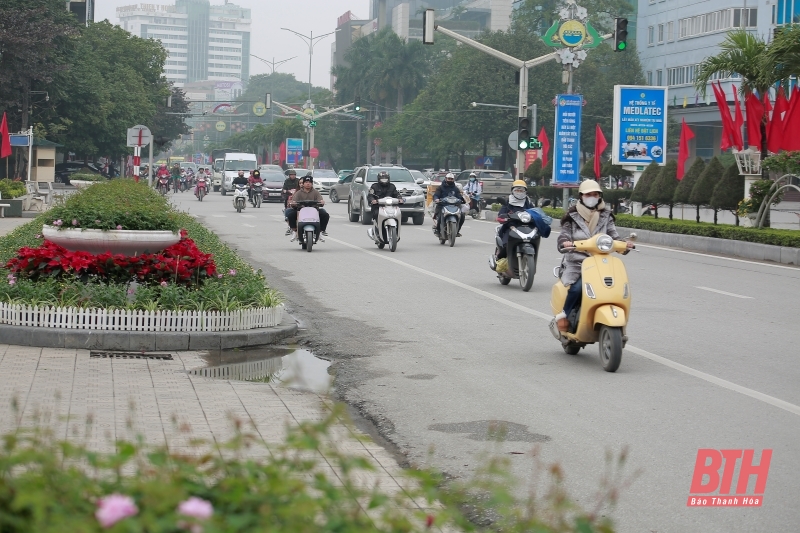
[0,303,285,332]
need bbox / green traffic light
[618,42,626,50]
[519,140,529,150]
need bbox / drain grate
[90,351,174,360]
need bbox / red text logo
[687,449,771,507]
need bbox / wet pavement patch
[90,351,173,360]
[405,374,437,380]
[190,346,331,394]
[427,420,551,443]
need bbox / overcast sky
[96,0,370,88]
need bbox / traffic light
[517,117,531,150]
[614,18,628,52]
[354,97,361,112]
[529,136,542,150]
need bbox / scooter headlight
[596,234,614,252]
[518,211,532,224]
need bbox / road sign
[126,125,151,147]
[507,131,518,151]
[252,102,267,116]
[309,147,320,158]
[552,94,582,185]
[483,156,494,166]
[286,138,303,165]
[612,85,668,166]
[215,121,226,132]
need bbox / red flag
[732,85,744,149]
[767,88,788,153]
[781,86,800,150]
[594,124,607,179]
[538,126,549,168]
[0,113,11,159]
[711,82,734,151]
[745,93,765,151]
[677,119,695,180]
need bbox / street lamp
[280,27,339,102]
[250,54,297,164]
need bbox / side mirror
[354,177,363,184]
[338,179,344,184]
[415,178,424,185]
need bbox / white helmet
[445,172,455,180]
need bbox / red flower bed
[6,231,216,286]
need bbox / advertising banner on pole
[612,85,668,166]
[552,94,582,185]
[286,138,303,165]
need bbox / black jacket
[231,176,248,186]
[367,182,401,203]
[497,199,535,239]
[282,177,301,192]
[433,182,461,201]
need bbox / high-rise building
[116,0,251,88]
[67,0,95,26]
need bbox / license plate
[269,193,281,196]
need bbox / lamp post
[280,28,338,102]
[251,54,296,163]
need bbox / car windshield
[409,170,425,181]
[225,160,257,171]
[313,169,337,179]
[367,168,414,182]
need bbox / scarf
[508,194,527,207]
[576,199,606,234]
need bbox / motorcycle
[548,233,637,372]
[294,201,322,252]
[467,192,482,219]
[233,184,248,213]
[368,197,402,252]
[195,176,208,201]
[179,174,189,192]
[250,182,263,208]
[489,209,543,292]
[157,175,171,196]
[435,196,463,247]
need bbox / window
[656,69,663,85]
[647,71,653,85]
[678,8,757,39]
[667,21,674,41]
[648,26,654,45]
[658,24,664,43]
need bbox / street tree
[710,162,745,226]
[689,156,725,224]
[630,161,659,211]
[648,159,679,219]
[525,159,543,183]
[673,157,706,222]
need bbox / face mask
[446,180,454,185]
[379,178,389,184]
[469,177,476,182]
[582,196,600,208]
[512,189,526,200]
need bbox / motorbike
[157,175,171,196]
[250,182,263,208]
[232,184,248,212]
[548,233,637,373]
[179,174,189,192]
[489,209,542,292]
[368,197,402,252]
[294,201,322,252]
[435,196,463,247]
[195,176,208,201]
[467,192,482,219]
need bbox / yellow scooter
[549,233,636,372]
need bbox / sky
[95,0,371,89]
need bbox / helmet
[445,172,455,181]
[578,179,603,195]
[238,169,244,175]
[512,180,527,189]
[301,175,313,183]
[288,169,296,175]
[253,170,260,178]
[377,170,390,183]
[469,172,477,180]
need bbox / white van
[220,153,258,195]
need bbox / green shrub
[68,172,106,182]
[630,162,659,204]
[710,163,745,225]
[524,158,542,182]
[648,159,679,219]
[491,202,502,212]
[673,158,705,222]
[0,179,26,199]
[689,157,725,224]
[46,179,179,232]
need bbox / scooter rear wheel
[599,326,623,372]
[563,343,581,355]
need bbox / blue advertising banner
[286,138,303,165]
[552,94,582,185]
[612,85,668,166]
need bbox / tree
[541,159,553,186]
[602,162,633,184]
[689,156,725,224]
[580,157,597,179]
[710,162,745,225]
[673,157,706,222]
[149,85,190,152]
[524,159,542,183]
[630,162,659,207]
[648,159,679,219]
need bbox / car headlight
[596,234,614,252]
[518,211,532,223]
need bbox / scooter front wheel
[447,220,457,247]
[563,343,581,355]
[388,226,397,252]
[599,326,623,372]
[519,255,534,292]
[305,230,314,252]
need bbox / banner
[286,138,303,166]
[612,85,668,166]
[552,94,582,185]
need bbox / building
[116,0,251,88]
[68,0,95,26]
[637,0,770,160]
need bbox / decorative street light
[280,27,339,102]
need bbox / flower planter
[1,199,23,217]
[483,210,498,222]
[42,225,180,256]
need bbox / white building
[116,0,251,88]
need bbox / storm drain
[90,351,174,361]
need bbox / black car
[55,162,101,184]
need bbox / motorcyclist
[367,170,404,238]
[287,175,330,241]
[194,167,208,197]
[248,169,264,202]
[432,172,465,236]
[464,172,483,213]
[554,179,633,332]
[492,180,537,266]
[282,169,301,235]
[231,169,248,187]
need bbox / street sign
[552,94,582,185]
[286,138,303,165]
[612,85,668,166]
[524,150,538,170]
[507,131,518,151]
[126,125,151,147]
[215,121,226,132]
[252,102,267,116]
[309,147,320,158]
[483,156,494,166]
[9,135,29,147]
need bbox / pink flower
[8,278,16,286]
[72,219,78,226]
[116,225,123,230]
[95,219,101,224]
[228,269,236,276]
[217,274,223,278]
[178,497,213,520]
[95,494,138,528]
[160,281,168,287]
[35,234,42,239]
[53,219,63,227]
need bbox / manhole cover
[90,351,174,360]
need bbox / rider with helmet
[492,180,537,263]
[368,171,404,219]
[464,172,483,214]
[287,175,330,241]
[231,169,248,187]
[432,172,465,236]
[248,169,263,202]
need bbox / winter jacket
[557,208,622,286]
[433,182,461,201]
[497,199,535,242]
[367,182,401,203]
[291,188,324,204]
[282,177,301,192]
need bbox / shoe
[488,256,497,271]
[285,227,291,235]
[457,233,462,237]
[322,230,328,236]
[290,231,297,242]
[318,236,325,242]
[555,312,569,332]
[367,227,375,240]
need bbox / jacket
[231,176,248,186]
[464,180,482,195]
[248,176,263,186]
[367,182,401,203]
[433,182,461,201]
[557,208,621,286]
[291,188,324,204]
[282,177,301,192]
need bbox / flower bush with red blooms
[6,230,217,286]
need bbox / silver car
[311,168,339,193]
[329,172,354,203]
[347,166,426,225]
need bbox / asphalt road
[172,189,800,532]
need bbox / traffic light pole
[271,100,353,167]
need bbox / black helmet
[288,169,297,175]
[253,170,260,178]
[378,171,390,184]
[301,175,313,184]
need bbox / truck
[211,148,237,192]
[455,169,514,206]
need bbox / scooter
[233,184,248,213]
[250,182,263,208]
[490,209,542,292]
[368,197,402,252]
[157,175,171,196]
[195,176,208,201]
[435,196,463,247]
[548,233,637,373]
[294,201,322,252]
[467,192,482,219]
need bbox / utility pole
[251,54,295,162]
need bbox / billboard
[286,138,303,166]
[552,94,582,185]
[612,85,668,166]
[214,81,243,102]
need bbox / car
[259,170,286,202]
[55,161,101,183]
[260,164,283,172]
[337,169,353,180]
[310,168,339,193]
[329,172,354,203]
[179,162,198,174]
[455,169,514,205]
[409,169,429,187]
[347,165,426,225]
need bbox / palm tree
[694,30,779,161]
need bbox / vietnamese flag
[677,119,695,180]
[0,113,11,159]
[711,82,733,151]
[745,93,765,151]
[732,85,745,149]
[538,126,549,168]
[767,88,788,153]
[594,124,607,179]
[780,86,800,150]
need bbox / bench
[0,204,10,218]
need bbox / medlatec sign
[552,94,582,185]
[612,85,668,166]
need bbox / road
[172,189,800,532]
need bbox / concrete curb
[0,315,298,350]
